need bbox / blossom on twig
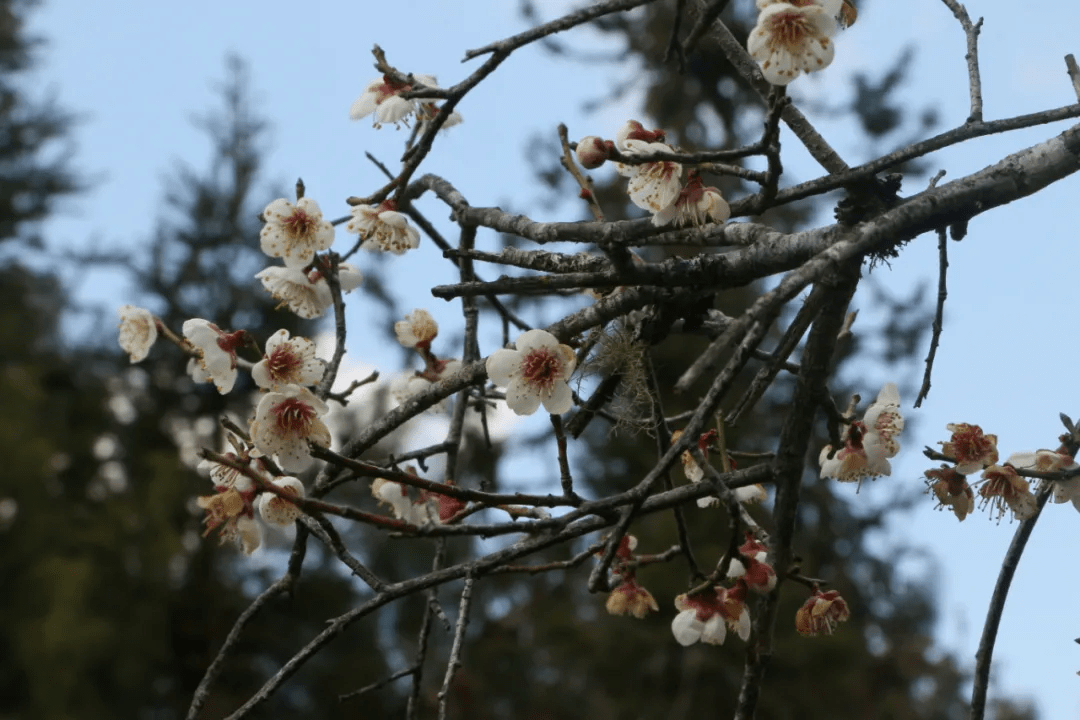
[256,263,362,319]
[485,329,576,416]
[346,200,421,255]
[260,197,334,270]
[182,319,247,394]
[671,581,751,646]
[940,423,998,475]
[748,0,840,86]
[249,384,331,472]
[977,464,1036,521]
[257,476,305,526]
[251,329,325,390]
[925,465,975,521]
[615,120,683,213]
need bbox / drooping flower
[977,464,1037,521]
[727,555,777,594]
[925,465,975,521]
[486,329,576,416]
[395,309,439,350]
[251,329,325,390]
[606,577,660,619]
[748,0,839,86]
[257,476,305,526]
[117,305,158,363]
[819,421,890,485]
[196,485,261,555]
[672,429,726,508]
[182,319,247,394]
[795,586,850,636]
[256,263,362,319]
[651,174,730,228]
[615,120,683,213]
[940,423,998,475]
[345,200,421,255]
[350,74,446,129]
[671,582,751,646]
[862,383,904,459]
[249,384,331,472]
[260,197,335,270]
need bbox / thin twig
[969,484,1052,720]
[916,227,949,408]
[1066,54,1080,102]
[939,0,984,123]
[437,575,476,720]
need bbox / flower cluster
[195,447,308,555]
[819,383,904,487]
[485,329,576,416]
[371,475,466,527]
[925,423,1080,522]
[748,0,845,86]
[671,581,751,646]
[350,74,462,130]
[574,120,730,228]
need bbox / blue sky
[29,0,1080,716]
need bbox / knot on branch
[834,172,904,228]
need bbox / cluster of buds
[819,383,904,488]
[603,535,660,620]
[575,120,731,228]
[390,309,462,412]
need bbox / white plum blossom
[350,74,460,130]
[346,200,421,254]
[395,309,439,349]
[1006,449,1080,512]
[615,120,683,214]
[651,174,730,228]
[978,464,1037,521]
[748,0,839,86]
[820,383,903,486]
[250,385,331,472]
[862,382,904,459]
[251,329,325,390]
[256,263,362,319]
[940,423,998,475]
[183,319,246,394]
[671,584,751,647]
[260,197,334,270]
[257,476,305,526]
[486,329,576,416]
[117,305,157,363]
